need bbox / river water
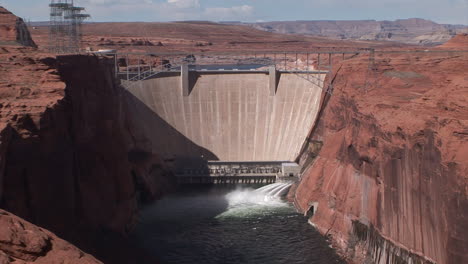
[130,184,345,264]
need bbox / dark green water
[130,184,345,264]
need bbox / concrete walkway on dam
[123,71,326,163]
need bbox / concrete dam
[122,66,326,171]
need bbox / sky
[1,0,467,25]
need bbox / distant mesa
[174,20,220,25]
[0,6,37,47]
[231,18,468,46]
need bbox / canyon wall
[0,52,174,245]
[295,50,468,263]
[124,72,325,163]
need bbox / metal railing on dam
[113,50,361,75]
[112,50,362,92]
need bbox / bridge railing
[119,57,191,88]
[116,50,366,91]
[115,51,361,75]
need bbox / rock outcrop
[439,33,468,49]
[0,7,36,47]
[0,209,101,264]
[295,50,468,263]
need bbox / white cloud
[204,5,254,21]
[6,0,462,24]
[167,0,200,9]
[81,0,152,5]
[88,1,255,22]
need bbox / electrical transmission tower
[49,0,90,53]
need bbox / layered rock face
[0,7,36,47]
[0,209,101,264]
[0,48,173,248]
[295,50,468,263]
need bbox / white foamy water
[216,183,292,218]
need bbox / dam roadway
[121,63,327,175]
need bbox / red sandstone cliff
[0,46,174,262]
[295,48,468,263]
[0,209,101,264]
[0,7,36,47]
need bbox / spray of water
[216,182,293,218]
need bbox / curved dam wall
[123,72,325,163]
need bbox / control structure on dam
[175,161,302,184]
[177,161,281,184]
[111,51,363,183]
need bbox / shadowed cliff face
[1,55,152,234]
[0,54,201,263]
[295,51,468,264]
[0,51,229,263]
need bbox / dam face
[124,72,325,164]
